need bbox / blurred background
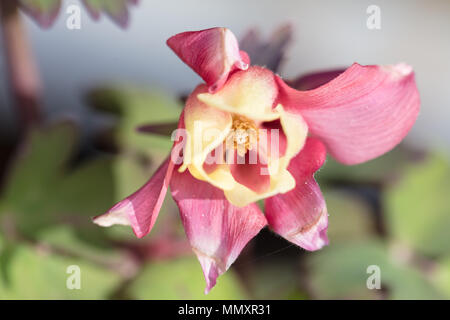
[0,0,449,299]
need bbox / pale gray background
[1,0,449,151]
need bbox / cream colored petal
[197,66,280,121]
[181,84,236,190]
[188,162,236,191]
[224,168,296,207]
[268,105,308,177]
[181,84,232,170]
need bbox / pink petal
[265,138,329,251]
[229,149,271,194]
[167,27,249,93]
[170,168,267,293]
[239,50,251,66]
[94,112,185,237]
[287,69,346,91]
[276,63,420,165]
[259,119,288,159]
[93,157,174,238]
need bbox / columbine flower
[94,27,420,293]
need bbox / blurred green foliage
[129,257,246,300]
[385,154,450,256]
[19,0,60,15]
[18,0,137,28]
[307,152,450,299]
[307,241,444,299]
[324,190,377,242]
[0,123,114,237]
[0,244,121,299]
[87,86,180,155]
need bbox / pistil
[227,115,258,157]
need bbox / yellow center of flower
[227,115,258,157]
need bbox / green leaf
[307,241,443,299]
[113,154,149,202]
[431,256,450,299]
[384,154,450,256]
[0,244,121,299]
[38,225,124,269]
[387,262,443,300]
[48,157,117,248]
[88,86,181,156]
[0,239,16,287]
[83,0,137,27]
[18,0,137,29]
[0,123,115,239]
[0,124,76,231]
[2,124,75,208]
[18,0,61,28]
[307,241,388,299]
[128,257,248,299]
[246,262,306,299]
[324,190,377,243]
[320,147,409,184]
[49,157,115,217]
